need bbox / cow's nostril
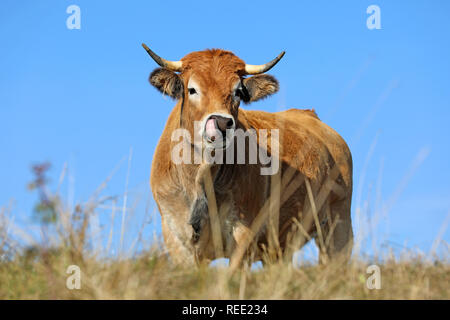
[211,115,234,133]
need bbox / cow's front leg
[160,214,196,265]
[188,164,216,243]
[229,221,258,269]
[189,193,208,242]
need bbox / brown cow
[144,43,353,267]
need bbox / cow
[143,43,353,268]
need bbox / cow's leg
[161,214,196,265]
[189,193,209,242]
[188,164,214,242]
[315,197,353,264]
[229,222,256,269]
[329,197,353,262]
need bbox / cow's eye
[235,88,243,99]
[188,88,197,95]
[234,85,249,102]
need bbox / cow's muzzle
[203,114,235,148]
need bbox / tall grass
[0,162,448,300]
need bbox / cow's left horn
[142,43,183,72]
[244,51,285,75]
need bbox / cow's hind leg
[315,197,353,264]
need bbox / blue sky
[1,0,449,259]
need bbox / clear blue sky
[1,0,449,259]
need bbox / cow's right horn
[142,43,183,72]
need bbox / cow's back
[241,107,352,191]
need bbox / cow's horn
[142,43,183,72]
[244,51,285,75]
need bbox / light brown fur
[148,49,353,266]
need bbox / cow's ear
[242,74,279,103]
[149,68,183,99]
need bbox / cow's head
[143,44,284,149]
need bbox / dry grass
[0,245,448,299]
[0,163,448,300]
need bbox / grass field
[0,163,448,300]
[0,243,448,299]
